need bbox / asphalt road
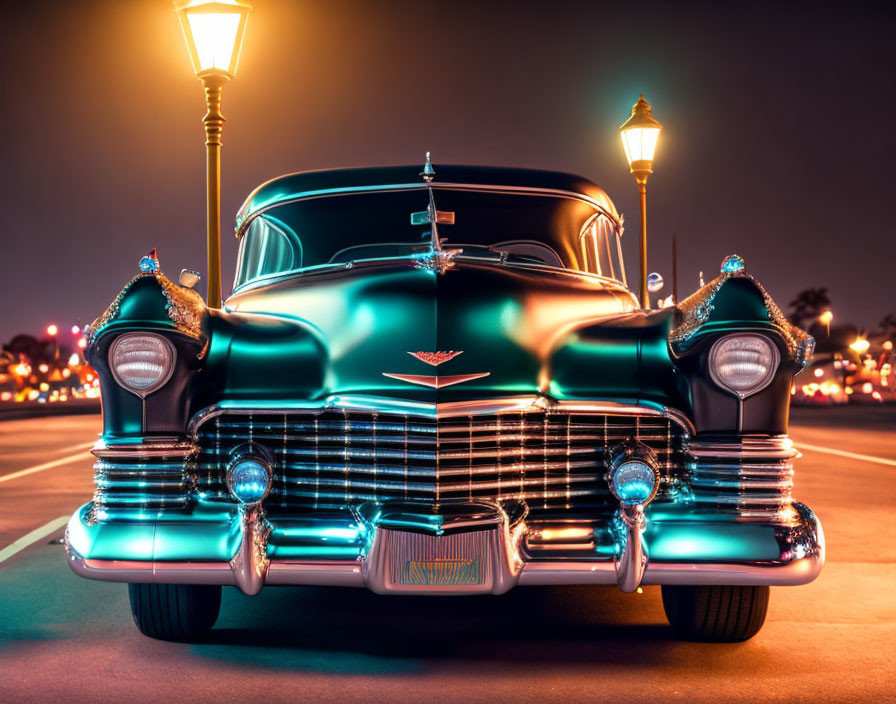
[0,407,894,703]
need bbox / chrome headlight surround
[607,443,660,507]
[708,333,780,399]
[108,333,176,398]
[225,443,274,505]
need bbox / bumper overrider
[65,485,824,596]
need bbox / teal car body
[65,162,823,639]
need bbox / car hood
[203,260,690,413]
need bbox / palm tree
[788,288,831,330]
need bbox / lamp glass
[187,12,240,73]
[177,1,250,77]
[621,126,661,166]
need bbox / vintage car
[65,159,824,642]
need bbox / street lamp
[620,95,663,308]
[175,0,251,308]
[819,310,833,337]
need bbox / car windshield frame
[232,184,626,293]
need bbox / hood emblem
[408,350,462,366]
[383,372,490,389]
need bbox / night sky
[1,0,894,342]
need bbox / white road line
[0,449,92,484]
[797,442,896,467]
[0,515,69,564]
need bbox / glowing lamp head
[849,337,870,354]
[620,95,663,176]
[175,0,251,79]
[819,310,833,325]
[46,324,58,336]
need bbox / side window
[579,213,625,282]
[235,216,301,288]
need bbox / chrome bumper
[65,500,824,595]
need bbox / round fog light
[226,453,272,504]
[611,461,658,506]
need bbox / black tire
[128,583,221,641]
[661,585,769,642]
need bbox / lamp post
[175,0,251,308]
[620,95,663,309]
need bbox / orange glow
[0,392,11,401]
[862,382,873,394]
[845,386,854,395]
[39,382,49,392]
[813,368,824,378]
[850,337,870,354]
[78,338,87,349]
[46,324,58,336]
[38,363,49,373]
[819,310,833,325]
[884,341,894,351]
[872,391,883,401]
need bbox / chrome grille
[195,409,687,518]
[91,454,193,519]
[686,437,796,522]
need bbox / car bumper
[65,500,824,595]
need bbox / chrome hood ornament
[409,351,463,366]
[385,348,487,387]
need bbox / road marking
[0,449,92,484]
[0,515,69,564]
[797,442,896,467]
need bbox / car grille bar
[685,437,797,522]
[194,409,688,518]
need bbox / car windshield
[234,187,625,289]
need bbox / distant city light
[68,353,79,366]
[813,368,824,378]
[46,324,58,336]
[850,337,870,354]
[71,325,80,335]
[78,338,87,349]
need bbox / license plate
[405,559,480,586]
[390,530,487,586]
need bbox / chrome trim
[615,505,647,593]
[229,504,270,595]
[91,440,198,459]
[189,396,695,438]
[65,503,823,591]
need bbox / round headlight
[226,447,272,504]
[109,333,175,397]
[610,460,659,506]
[709,334,780,398]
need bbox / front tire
[128,583,221,641]
[661,585,769,642]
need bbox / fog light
[226,445,272,504]
[608,444,659,507]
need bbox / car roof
[235,164,620,235]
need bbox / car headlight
[109,333,175,397]
[709,333,779,398]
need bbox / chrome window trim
[188,395,695,440]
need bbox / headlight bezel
[108,332,177,398]
[708,332,780,400]
[607,443,660,507]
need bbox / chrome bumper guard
[65,498,824,595]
